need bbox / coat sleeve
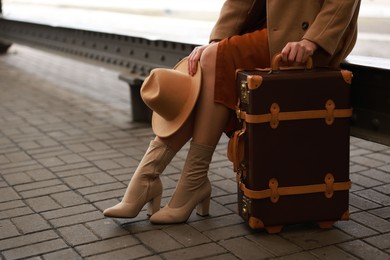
[209,0,254,43]
[303,0,360,56]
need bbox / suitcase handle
[271,53,313,71]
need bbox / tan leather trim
[341,210,350,220]
[238,174,351,202]
[247,75,263,90]
[271,53,313,71]
[239,105,353,126]
[341,70,353,85]
[249,217,264,229]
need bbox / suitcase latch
[241,196,252,221]
[240,80,249,104]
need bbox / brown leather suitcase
[229,54,353,233]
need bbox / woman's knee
[200,43,218,72]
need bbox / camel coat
[209,0,361,67]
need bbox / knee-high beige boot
[103,140,176,218]
[150,141,215,224]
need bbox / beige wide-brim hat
[140,57,201,138]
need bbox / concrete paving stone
[350,156,386,168]
[0,154,10,164]
[207,171,225,182]
[5,151,32,163]
[190,214,244,232]
[281,227,352,250]
[50,191,88,207]
[84,244,152,260]
[334,219,378,238]
[375,183,390,195]
[209,194,237,206]
[14,179,62,192]
[246,233,303,257]
[273,251,321,260]
[207,200,236,218]
[0,219,20,239]
[350,148,372,157]
[338,239,390,260]
[77,182,125,196]
[379,164,390,173]
[65,143,93,153]
[138,255,164,260]
[3,172,33,185]
[218,237,274,259]
[26,168,57,181]
[349,193,381,210]
[135,230,184,253]
[350,173,383,188]
[351,211,390,232]
[0,230,58,251]
[42,248,83,260]
[202,253,239,260]
[75,235,139,258]
[83,141,111,151]
[58,224,99,246]
[364,232,390,250]
[203,223,253,242]
[210,185,230,197]
[357,168,390,183]
[58,153,86,164]
[0,200,26,211]
[36,157,66,168]
[49,210,103,228]
[84,171,118,185]
[349,164,368,173]
[0,161,43,175]
[92,159,123,171]
[163,224,211,247]
[369,206,390,219]
[0,187,20,203]
[366,152,390,163]
[1,238,69,260]
[310,245,360,259]
[86,218,129,239]
[81,150,127,162]
[28,147,72,160]
[16,141,41,150]
[19,184,70,199]
[212,179,237,194]
[84,189,127,202]
[356,189,390,206]
[62,175,95,189]
[26,196,62,212]
[12,213,51,234]
[56,167,102,180]
[112,157,139,168]
[49,162,95,175]
[160,242,227,260]
[41,204,97,220]
[354,140,389,152]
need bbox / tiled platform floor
[0,45,389,259]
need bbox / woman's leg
[150,44,230,224]
[103,103,196,218]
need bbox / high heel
[150,142,215,224]
[103,140,176,218]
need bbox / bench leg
[128,81,152,123]
[0,41,12,54]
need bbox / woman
[103,0,361,224]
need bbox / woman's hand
[187,44,210,76]
[281,39,318,64]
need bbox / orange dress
[214,28,270,134]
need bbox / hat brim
[151,57,202,138]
